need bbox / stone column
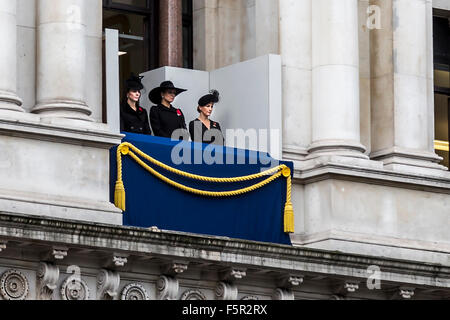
[279,0,312,160]
[33,0,93,121]
[159,0,183,67]
[85,0,103,122]
[309,0,367,158]
[370,0,445,174]
[193,0,216,71]
[0,0,24,112]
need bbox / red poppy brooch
[177,109,182,116]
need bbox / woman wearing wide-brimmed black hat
[120,73,152,135]
[149,81,188,139]
[189,90,224,145]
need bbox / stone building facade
[0,0,449,300]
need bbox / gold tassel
[284,201,294,233]
[114,180,126,211]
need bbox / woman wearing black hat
[120,73,152,135]
[189,90,224,145]
[149,81,188,139]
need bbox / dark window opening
[102,0,158,100]
[182,0,193,69]
[101,0,193,122]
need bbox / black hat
[198,90,220,107]
[149,81,187,104]
[125,73,144,91]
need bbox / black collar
[122,101,144,115]
[195,118,217,129]
[157,104,180,114]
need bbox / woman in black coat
[120,74,152,135]
[149,81,189,140]
[189,90,224,145]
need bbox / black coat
[189,119,224,145]
[120,101,152,135]
[150,104,188,139]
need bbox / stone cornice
[292,159,450,193]
[0,212,448,289]
[0,116,123,148]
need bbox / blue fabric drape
[110,132,293,245]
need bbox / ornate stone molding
[241,295,259,300]
[156,275,179,300]
[102,253,129,269]
[161,261,189,276]
[52,246,68,260]
[398,287,415,300]
[0,269,29,300]
[180,289,207,300]
[277,274,304,289]
[333,280,360,296]
[272,288,294,301]
[112,255,128,268]
[215,282,238,300]
[61,275,90,300]
[121,283,150,300]
[97,270,120,300]
[1,213,449,296]
[220,267,247,282]
[39,246,68,262]
[344,282,360,293]
[36,262,59,300]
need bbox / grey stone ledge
[293,162,450,193]
[0,212,449,289]
[0,118,123,148]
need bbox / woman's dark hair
[122,73,143,107]
[122,88,141,108]
[197,90,220,112]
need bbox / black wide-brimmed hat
[125,73,144,91]
[149,81,187,104]
[198,89,220,107]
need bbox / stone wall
[193,0,279,71]
[0,213,447,300]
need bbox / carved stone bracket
[219,267,247,283]
[102,253,129,269]
[388,286,416,300]
[272,288,294,301]
[334,280,360,296]
[52,246,68,260]
[344,281,360,293]
[215,282,238,300]
[161,261,189,277]
[277,274,304,289]
[156,275,179,300]
[97,269,120,300]
[398,287,415,299]
[0,241,7,252]
[113,255,128,268]
[36,262,60,300]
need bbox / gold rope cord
[114,143,294,233]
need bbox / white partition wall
[210,55,282,157]
[105,29,121,134]
[140,55,283,157]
